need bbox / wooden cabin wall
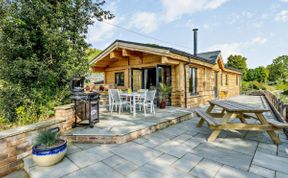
[183,64,241,108]
[97,54,161,90]
[91,50,241,108]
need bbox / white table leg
[109,94,111,111]
[133,95,136,116]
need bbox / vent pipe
[193,28,198,56]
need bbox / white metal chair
[109,89,129,114]
[135,90,156,116]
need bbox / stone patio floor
[22,95,288,178]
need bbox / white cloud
[86,1,120,45]
[129,12,159,33]
[160,0,229,22]
[207,36,268,61]
[208,42,242,61]
[275,10,288,22]
[87,18,119,45]
[251,37,267,44]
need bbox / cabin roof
[90,39,241,73]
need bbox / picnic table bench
[195,100,288,144]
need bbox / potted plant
[159,83,172,109]
[32,129,67,167]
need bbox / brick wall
[0,104,75,177]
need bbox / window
[225,74,228,85]
[221,74,223,86]
[115,72,124,86]
[189,67,197,95]
[236,75,239,85]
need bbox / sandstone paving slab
[28,158,79,178]
[113,159,139,176]
[171,133,193,143]
[278,142,288,153]
[67,146,113,168]
[66,144,81,155]
[150,153,178,166]
[256,143,277,155]
[191,143,253,170]
[111,142,162,166]
[249,164,275,178]
[215,165,263,178]
[253,151,288,174]
[245,131,273,144]
[208,138,258,156]
[73,143,99,150]
[127,163,195,178]
[278,151,288,158]
[155,140,194,158]
[156,125,188,137]
[142,131,175,148]
[171,153,202,172]
[102,154,127,168]
[186,133,210,143]
[189,158,222,178]
[133,137,149,145]
[3,170,29,178]
[62,162,124,178]
[276,171,288,178]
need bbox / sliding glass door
[156,65,172,105]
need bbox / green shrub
[283,90,288,96]
[0,0,113,126]
[35,130,58,147]
[252,81,267,90]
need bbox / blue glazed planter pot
[32,139,67,167]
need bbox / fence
[249,90,288,121]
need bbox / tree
[246,68,256,81]
[246,67,269,83]
[267,55,288,81]
[226,55,248,80]
[0,0,113,122]
[254,66,269,83]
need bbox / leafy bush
[159,83,172,101]
[252,81,267,90]
[0,1,113,126]
[282,90,288,96]
[35,130,58,147]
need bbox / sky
[86,0,288,68]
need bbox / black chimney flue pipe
[193,28,198,56]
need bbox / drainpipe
[184,63,187,108]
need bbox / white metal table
[120,92,145,116]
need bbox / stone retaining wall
[0,104,75,177]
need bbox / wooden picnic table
[196,100,282,144]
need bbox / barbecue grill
[70,75,100,128]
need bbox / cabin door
[214,71,218,98]
[130,68,142,91]
[156,65,172,106]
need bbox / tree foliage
[226,55,248,80]
[267,55,288,81]
[246,67,269,83]
[0,0,113,123]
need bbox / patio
[23,95,288,178]
[65,106,193,144]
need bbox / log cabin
[89,31,241,108]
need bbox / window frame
[115,72,125,86]
[189,67,197,95]
[225,74,228,86]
